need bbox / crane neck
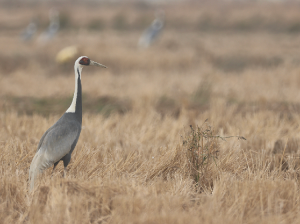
[66,64,82,122]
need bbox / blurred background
[1,0,300,120]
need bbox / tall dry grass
[1,1,300,224]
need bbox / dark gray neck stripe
[77,68,80,78]
[73,68,82,124]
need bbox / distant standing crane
[38,8,60,43]
[138,10,165,48]
[20,19,37,41]
[29,56,106,192]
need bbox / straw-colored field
[2,1,300,223]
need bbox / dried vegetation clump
[2,1,300,224]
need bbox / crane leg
[64,167,67,178]
[62,153,71,178]
[51,161,59,176]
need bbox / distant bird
[29,56,106,192]
[20,19,37,41]
[138,10,165,48]
[38,8,60,43]
[56,46,79,64]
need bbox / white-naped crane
[38,8,60,43]
[138,10,165,48]
[29,56,106,192]
[20,18,37,41]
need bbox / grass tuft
[183,121,246,189]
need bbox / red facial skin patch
[79,57,90,66]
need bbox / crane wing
[29,119,81,190]
[36,128,51,152]
[37,120,81,167]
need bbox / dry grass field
[2,1,300,223]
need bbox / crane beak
[90,60,107,68]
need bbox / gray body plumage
[41,19,59,40]
[38,9,60,43]
[21,21,37,41]
[138,10,165,48]
[35,114,81,169]
[29,103,81,192]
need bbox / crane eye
[79,57,90,66]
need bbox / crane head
[78,56,107,68]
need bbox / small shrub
[183,121,246,186]
[183,122,219,185]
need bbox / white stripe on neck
[66,64,82,113]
